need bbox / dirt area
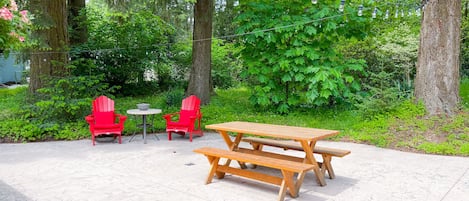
[386,111,469,155]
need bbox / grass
[1,79,468,156]
[461,78,469,109]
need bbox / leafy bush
[211,39,244,89]
[235,0,372,113]
[0,0,32,52]
[170,38,244,90]
[164,89,185,107]
[461,13,469,78]
[341,23,419,118]
[1,86,468,156]
[77,7,175,96]
[29,61,118,124]
[0,63,117,142]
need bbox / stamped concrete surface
[0,133,468,201]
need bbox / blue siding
[0,55,25,84]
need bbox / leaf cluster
[74,7,176,96]
[235,0,372,113]
[0,0,33,53]
[29,61,118,124]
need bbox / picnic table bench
[195,121,342,200]
[242,137,351,179]
[194,147,314,201]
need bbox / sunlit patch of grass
[417,142,462,156]
[461,78,469,109]
[0,86,28,119]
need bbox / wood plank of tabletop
[205,121,339,141]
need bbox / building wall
[0,55,25,84]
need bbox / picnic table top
[205,121,339,141]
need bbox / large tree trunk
[415,0,461,116]
[29,0,69,93]
[68,0,88,45]
[187,0,213,105]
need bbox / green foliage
[235,0,371,113]
[0,0,32,53]
[461,78,469,109]
[28,59,118,128]
[0,119,42,142]
[461,8,469,78]
[0,88,43,141]
[90,0,194,37]
[76,7,175,96]
[211,39,244,89]
[31,72,117,123]
[392,100,426,119]
[164,89,185,107]
[342,23,419,118]
[170,38,244,90]
[168,38,192,90]
[417,142,458,155]
[0,86,26,117]
[0,71,115,142]
[1,86,468,156]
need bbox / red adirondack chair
[85,95,127,146]
[163,95,203,142]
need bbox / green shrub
[80,8,175,96]
[0,119,42,142]
[31,72,117,123]
[461,15,469,78]
[170,38,244,90]
[164,89,185,107]
[211,39,244,89]
[341,23,419,118]
[235,0,372,113]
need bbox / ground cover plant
[1,79,468,156]
[1,0,468,158]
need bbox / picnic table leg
[277,180,288,201]
[218,131,247,169]
[321,154,335,179]
[250,143,263,169]
[232,133,248,169]
[300,140,326,186]
[219,130,234,148]
[280,170,298,198]
[217,131,235,167]
[295,170,308,195]
[204,156,222,184]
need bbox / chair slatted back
[179,95,201,125]
[93,95,115,113]
[181,95,200,111]
[92,96,115,125]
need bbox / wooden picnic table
[205,121,340,186]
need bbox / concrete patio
[0,133,468,201]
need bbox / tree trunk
[187,0,213,105]
[68,0,88,45]
[415,0,461,116]
[29,0,69,93]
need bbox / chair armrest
[115,114,127,123]
[189,113,202,120]
[163,112,180,120]
[85,115,94,124]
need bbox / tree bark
[187,0,213,105]
[29,0,69,93]
[68,0,88,45]
[415,0,461,116]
